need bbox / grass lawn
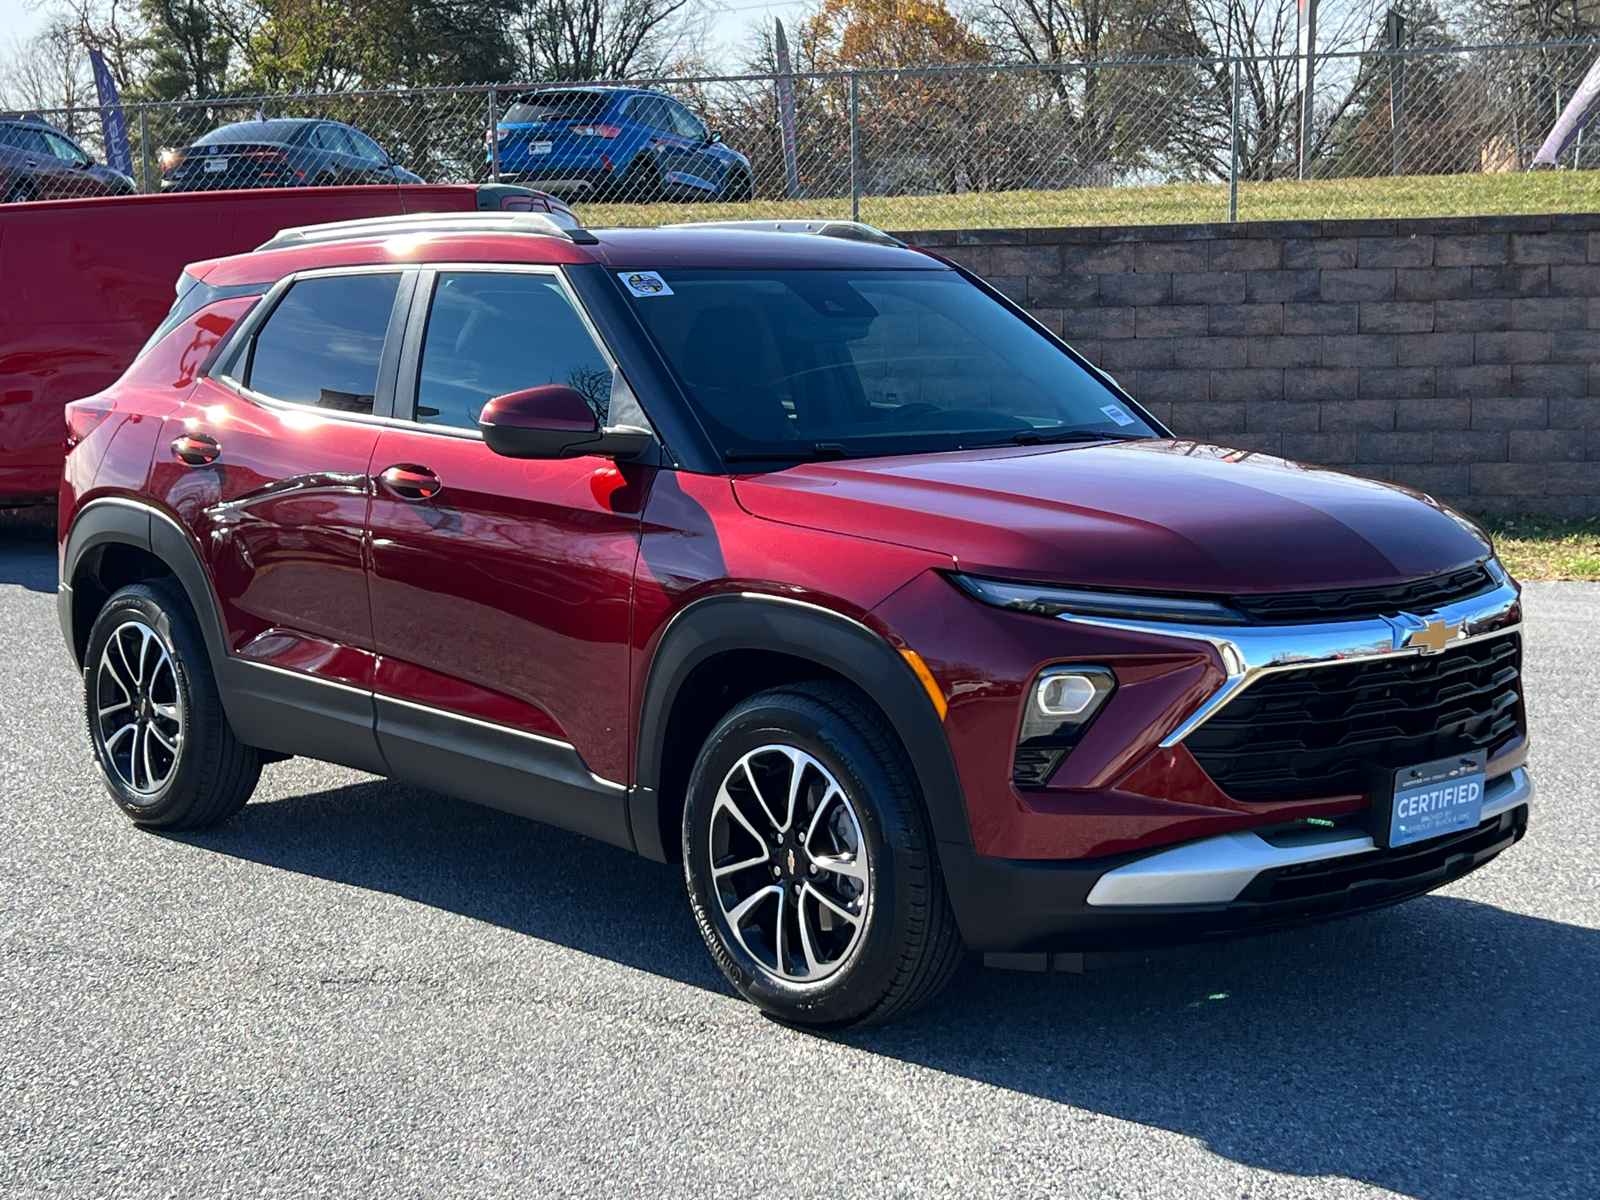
[574,170,1600,231]
[1479,515,1600,581]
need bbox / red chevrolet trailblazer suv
[58,212,1530,1028]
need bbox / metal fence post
[1229,59,1241,223]
[139,106,151,194]
[849,72,860,223]
[488,88,501,183]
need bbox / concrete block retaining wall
[898,215,1600,516]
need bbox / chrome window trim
[389,261,646,445]
[1047,575,1523,748]
[207,263,417,427]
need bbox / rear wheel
[624,155,663,203]
[683,682,963,1028]
[3,176,38,203]
[84,580,260,830]
[724,169,753,203]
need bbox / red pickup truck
[0,183,573,504]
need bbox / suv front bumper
[940,767,1531,957]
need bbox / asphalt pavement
[1,538,1595,1199]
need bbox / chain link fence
[7,40,1600,228]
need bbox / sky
[0,0,807,83]
[1,0,48,46]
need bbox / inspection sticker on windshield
[1100,404,1136,426]
[620,271,673,297]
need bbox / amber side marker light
[898,649,948,721]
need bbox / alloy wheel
[709,744,871,986]
[94,621,184,800]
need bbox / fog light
[1015,666,1115,787]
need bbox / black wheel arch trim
[629,591,974,863]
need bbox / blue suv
[489,87,753,203]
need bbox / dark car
[0,116,135,202]
[161,118,426,191]
[491,86,753,202]
[58,214,1530,1029]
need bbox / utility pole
[1387,10,1406,176]
[1297,0,1318,179]
[774,18,801,199]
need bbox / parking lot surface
[1,540,1595,1199]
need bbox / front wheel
[84,580,261,829]
[683,682,963,1028]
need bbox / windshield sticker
[1100,404,1136,427]
[620,271,673,297]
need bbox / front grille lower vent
[1232,564,1495,625]
[1186,633,1521,801]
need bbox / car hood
[732,440,1492,594]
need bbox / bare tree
[510,0,712,80]
[1186,0,1387,178]
[0,16,97,135]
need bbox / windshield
[620,268,1156,465]
[503,91,608,124]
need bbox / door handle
[171,432,221,465]
[378,464,442,500]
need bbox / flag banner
[88,48,134,178]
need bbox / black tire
[724,169,753,203]
[3,176,37,204]
[83,580,260,830]
[624,155,663,203]
[683,682,963,1029]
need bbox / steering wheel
[886,402,941,422]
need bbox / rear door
[364,264,644,845]
[663,100,720,194]
[150,266,415,771]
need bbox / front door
[151,267,414,771]
[365,265,644,845]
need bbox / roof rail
[660,219,904,247]
[257,210,600,251]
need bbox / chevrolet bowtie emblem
[1405,619,1461,654]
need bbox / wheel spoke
[739,755,787,833]
[147,722,179,754]
[103,722,137,752]
[713,786,769,851]
[109,632,138,693]
[151,701,181,723]
[796,894,826,976]
[136,625,155,690]
[782,749,809,833]
[724,883,780,929]
[97,698,132,720]
[804,880,862,927]
[812,850,869,885]
[773,888,793,978]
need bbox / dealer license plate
[204,157,229,172]
[1388,751,1486,847]
[529,141,553,155]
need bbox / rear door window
[246,273,402,413]
[627,97,672,131]
[666,102,706,141]
[413,271,612,430]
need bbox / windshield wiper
[969,428,1148,449]
[724,442,859,462]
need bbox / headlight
[1014,665,1116,786]
[951,573,1243,625]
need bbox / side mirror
[709,131,723,145]
[478,384,651,460]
